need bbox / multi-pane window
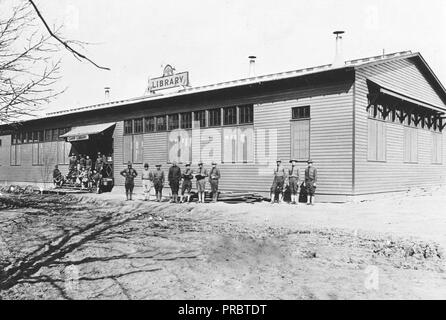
[292,106,310,119]
[180,112,192,129]
[144,117,155,132]
[194,110,206,128]
[403,127,418,163]
[52,128,59,141]
[239,105,253,124]
[168,114,179,130]
[124,120,133,134]
[37,130,44,142]
[223,106,237,125]
[134,118,143,134]
[44,129,52,142]
[368,118,386,161]
[156,115,167,131]
[208,109,221,127]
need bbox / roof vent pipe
[248,56,256,77]
[104,87,110,101]
[332,31,345,68]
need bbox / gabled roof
[7,50,446,123]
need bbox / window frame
[208,108,221,127]
[292,105,311,120]
[156,115,167,132]
[239,105,254,124]
[223,106,237,126]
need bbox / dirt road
[0,189,445,300]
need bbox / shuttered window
[239,105,253,124]
[133,135,144,164]
[180,113,192,129]
[367,119,386,161]
[124,120,133,134]
[134,118,143,134]
[432,132,442,164]
[222,126,254,163]
[403,126,418,163]
[10,145,21,166]
[156,115,167,131]
[208,109,221,127]
[291,120,310,161]
[57,141,71,165]
[144,117,155,132]
[223,107,237,125]
[123,135,132,163]
[194,110,206,128]
[168,114,179,130]
[168,130,192,163]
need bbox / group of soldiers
[119,159,317,205]
[120,161,221,203]
[52,152,109,190]
[271,159,317,206]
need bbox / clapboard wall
[354,58,446,194]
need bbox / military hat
[185,162,191,167]
[307,159,314,164]
[198,161,203,165]
[127,161,132,165]
[276,159,282,163]
[144,163,149,167]
[211,161,217,165]
[155,164,162,167]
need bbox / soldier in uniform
[153,164,165,202]
[141,163,153,201]
[120,161,138,201]
[79,154,86,169]
[68,155,77,183]
[180,162,193,203]
[270,159,287,204]
[209,161,221,203]
[53,165,63,188]
[95,152,103,172]
[86,155,92,170]
[288,159,300,205]
[195,161,208,203]
[168,161,182,203]
[304,159,317,205]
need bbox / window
[37,130,44,142]
[367,119,386,161]
[57,141,71,165]
[180,112,192,129]
[134,118,143,134]
[222,126,254,163]
[44,129,52,142]
[144,117,155,132]
[10,145,21,166]
[51,128,59,141]
[123,135,143,163]
[156,115,167,131]
[223,106,237,125]
[208,109,221,127]
[403,127,418,163]
[194,110,206,128]
[432,132,443,164]
[168,114,179,130]
[168,130,192,163]
[124,120,133,135]
[292,106,310,120]
[0,139,2,147]
[59,128,70,140]
[239,105,253,124]
[291,119,310,161]
[18,132,24,144]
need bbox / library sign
[149,65,189,92]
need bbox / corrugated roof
[40,51,418,119]
[59,122,116,138]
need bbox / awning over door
[60,122,116,142]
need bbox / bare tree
[0,0,109,124]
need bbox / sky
[10,0,446,116]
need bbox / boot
[270,193,275,204]
[174,194,179,203]
[311,196,315,206]
[307,195,311,205]
[278,194,283,204]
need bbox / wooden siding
[354,59,446,194]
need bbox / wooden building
[0,51,445,201]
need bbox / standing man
[270,159,287,204]
[79,154,86,169]
[153,164,165,202]
[95,152,103,172]
[86,155,93,170]
[120,161,138,201]
[209,161,221,203]
[168,161,182,203]
[180,162,193,203]
[304,159,317,205]
[195,161,208,203]
[288,159,300,205]
[142,163,153,201]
